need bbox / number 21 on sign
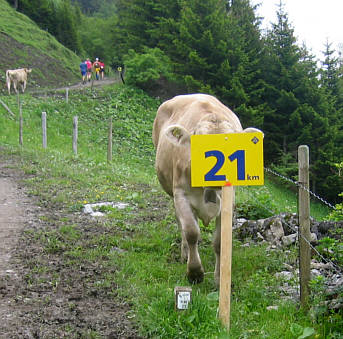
[191,132,264,187]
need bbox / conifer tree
[262,1,306,162]
[220,0,266,127]
[262,1,341,201]
[112,0,158,61]
[55,0,81,53]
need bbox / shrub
[327,192,343,221]
[123,47,174,91]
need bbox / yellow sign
[191,132,264,186]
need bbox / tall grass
[0,84,340,338]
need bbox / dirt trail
[0,161,35,336]
[54,76,120,91]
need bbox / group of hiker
[79,58,105,84]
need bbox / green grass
[0,0,80,89]
[0,83,341,338]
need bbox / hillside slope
[0,0,81,93]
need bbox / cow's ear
[243,127,264,138]
[165,125,190,147]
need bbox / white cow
[6,68,32,95]
[152,93,262,284]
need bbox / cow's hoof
[187,270,204,284]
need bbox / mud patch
[0,152,143,338]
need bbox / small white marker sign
[177,292,191,310]
[174,286,192,310]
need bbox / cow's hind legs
[174,195,204,283]
[183,222,204,283]
[176,216,189,262]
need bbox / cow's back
[152,94,242,147]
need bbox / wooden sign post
[219,183,234,328]
[190,131,264,330]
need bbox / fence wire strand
[264,167,336,210]
[240,167,343,275]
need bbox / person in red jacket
[85,58,92,81]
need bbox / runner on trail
[79,60,87,84]
[99,61,105,80]
[93,58,101,80]
[85,58,92,81]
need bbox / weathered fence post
[17,91,20,110]
[73,116,78,155]
[107,117,113,162]
[298,145,311,310]
[19,101,23,146]
[42,112,47,149]
[66,88,69,103]
[219,184,234,329]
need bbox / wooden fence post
[66,88,69,103]
[219,184,234,329]
[107,117,113,162]
[298,145,311,310]
[17,91,20,110]
[42,112,47,149]
[19,101,23,146]
[73,116,78,155]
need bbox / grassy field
[0,84,341,338]
[0,0,81,92]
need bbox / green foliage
[124,47,174,91]
[317,237,343,266]
[17,0,82,53]
[70,0,112,16]
[78,14,116,63]
[290,324,315,339]
[236,186,278,219]
[327,192,343,221]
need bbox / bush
[327,193,343,221]
[123,47,174,91]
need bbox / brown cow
[152,93,262,284]
[6,68,32,95]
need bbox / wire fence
[244,166,343,275]
[264,167,336,210]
